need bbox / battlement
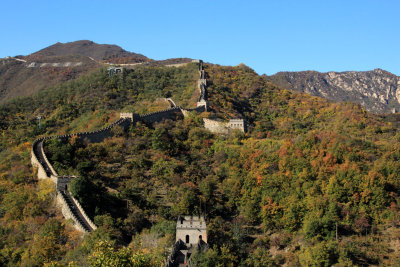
[30,117,130,233]
[177,215,206,229]
[228,119,246,132]
[30,59,208,235]
[176,215,207,245]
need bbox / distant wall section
[203,118,246,134]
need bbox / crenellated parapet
[30,60,209,234]
[31,117,130,233]
[139,107,183,124]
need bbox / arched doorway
[185,235,189,243]
[199,235,203,242]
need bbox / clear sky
[1,0,399,75]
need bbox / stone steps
[60,190,92,232]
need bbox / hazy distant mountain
[268,69,400,114]
[27,40,149,63]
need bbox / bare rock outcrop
[269,69,400,114]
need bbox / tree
[69,176,95,204]
[87,240,152,267]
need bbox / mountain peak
[28,40,149,62]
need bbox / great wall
[31,60,209,233]
[31,60,246,234]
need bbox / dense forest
[1,62,400,266]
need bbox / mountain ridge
[2,40,399,115]
[268,68,400,114]
[27,40,149,63]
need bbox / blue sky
[1,0,399,75]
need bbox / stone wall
[196,61,208,110]
[165,63,189,68]
[203,118,246,134]
[31,140,49,180]
[203,118,229,134]
[40,139,59,176]
[56,192,87,232]
[70,194,97,230]
[31,118,130,232]
[140,107,183,124]
[198,79,206,87]
[165,239,185,267]
[228,119,246,132]
[31,60,208,234]
[166,98,177,108]
[27,62,83,68]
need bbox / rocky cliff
[268,69,400,114]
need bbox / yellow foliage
[37,179,55,201]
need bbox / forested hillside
[1,61,400,266]
[0,55,100,103]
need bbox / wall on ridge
[56,192,87,232]
[203,118,246,134]
[203,118,229,134]
[31,59,208,234]
[40,139,58,176]
[31,142,48,180]
[55,118,131,144]
[70,194,97,230]
[140,108,183,124]
[31,118,131,233]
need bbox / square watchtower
[176,216,207,246]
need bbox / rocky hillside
[268,68,400,114]
[0,55,99,103]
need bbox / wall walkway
[31,60,208,233]
[31,118,131,232]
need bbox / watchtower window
[199,235,202,241]
[186,235,190,243]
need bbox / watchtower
[228,119,246,132]
[176,216,207,246]
[107,67,123,76]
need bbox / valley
[1,41,400,266]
